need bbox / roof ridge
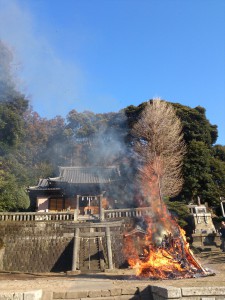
[59,166,118,169]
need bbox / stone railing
[0,207,152,222]
[104,207,152,219]
[0,211,74,222]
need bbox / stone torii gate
[64,220,122,273]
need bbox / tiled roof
[38,178,49,187]
[29,178,61,190]
[52,166,121,184]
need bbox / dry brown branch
[132,99,186,200]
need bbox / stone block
[81,298,113,300]
[151,286,181,299]
[23,290,42,300]
[66,270,81,275]
[121,287,139,295]
[88,290,102,298]
[0,293,23,300]
[101,290,111,297]
[110,289,122,296]
[53,292,66,299]
[41,291,53,300]
[182,287,225,296]
[66,291,88,299]
[114,296,139,300]
[178,297,200,300]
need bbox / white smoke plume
[0,0,83,117]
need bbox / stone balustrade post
[74,195,80,222]
[106,226,113,270]
[99,194,105,221]
[72,227,80,271]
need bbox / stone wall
[1,285,225,300]
[44,286,225,300]
[0,221,74,273]
[0,219,134,273]
[151,286,225,300]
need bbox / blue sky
[0,0,224,144]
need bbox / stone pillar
[74,195,80,222]
[72,227,80,271]
[106,226,113,270]
[99,194,105,221]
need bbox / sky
[0,0,224,144]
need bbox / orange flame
[124,159,206,279]
[126,222,203,279]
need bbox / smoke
[0,0,83,117]
[90,113,138,207]
[88,118,127,166]
[39,109,139,207]
[0,40,19,101]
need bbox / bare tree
[132,99,186,206]
[125,100,206,278]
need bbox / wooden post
[72,227,80,271]
[106,226,113,270]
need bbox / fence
[0,211,74,222]
[0,207,151,222]
[104,207,152,219]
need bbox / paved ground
[0,251,225,292]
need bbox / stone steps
[2,286,225,300]
[79,237,102,272]
[51,287,147,300]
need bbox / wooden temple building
[28,166,122,216]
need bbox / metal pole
[72,227,80,271]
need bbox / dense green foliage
[164,199,189,228]
[172,103,224,206]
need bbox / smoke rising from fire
[68,110,137,207]
[0,40,20,101]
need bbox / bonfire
[124,166,212,280]
[124,208,208,279]
[125,100,213,279]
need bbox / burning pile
[124,166,211,280]
[125,100,213,279]
[124,203,209,279]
